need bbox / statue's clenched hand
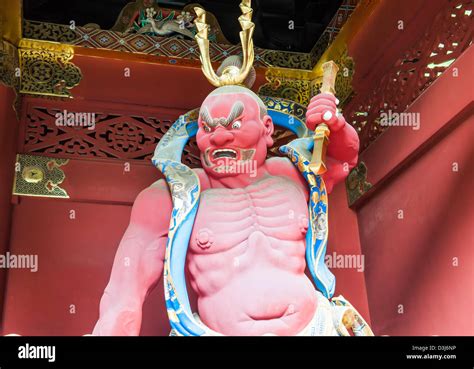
[305,92,359,193]
[306,93,345,133]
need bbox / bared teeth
[212,149,237,159]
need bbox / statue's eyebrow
[199,101,244,128]
[224,101,244,126]
[199,106,215,126]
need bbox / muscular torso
[187,174,317,335]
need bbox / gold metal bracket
[13,154,70,199]
[18,39,82,98]
[346,162,372,207]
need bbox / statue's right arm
[92,180,172,336]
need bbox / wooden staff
[308,61,339,175]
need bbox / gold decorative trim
[23,20,78,44]
[346,161,372,207]
[263,50,312,70]
[258,47,354,107]
[13,154,70,199]
[334,49,355,106]
[0,39,22,117]
[1,1,22,115]
[257,67,316,106]
[20,1,376,71]
[18,39,82,98]
[111,1,230,44]
[311,48,355,107]
[0,40,19,88]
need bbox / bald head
[203,86,267,120]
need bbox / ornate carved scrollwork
[21,98,306,169]
[22,19,271,68]
[13,154,69,198]
[311,48,355,107]
[0,40,18,87]
[259,74,312,106]
[347,0,473,149]
[259,43,354,108]
[23,105,173,161]
[23,21,77,44]
[18,39,82,98]
[310,32,331,68]
[111,0,230,45]
[334,49,355,106]
[20,0,358,71]
[0,40,22,116]
[345,162,372,207]
[263,51,312,70]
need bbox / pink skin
[92,91,359,336]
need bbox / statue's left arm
[306,93,359,193]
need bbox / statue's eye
[232,120,241,129]
[203,124,211,132]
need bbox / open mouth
[212,149,237,160]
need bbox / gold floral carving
[13,154,70,199]
[263,50,312,70]
[311,48,355,107]
[23,21,78,44]
[334,49,355,106]
[258,44,354,107]
[18,39,82,98]
[259,77,312,107]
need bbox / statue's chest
[189,176,309,252]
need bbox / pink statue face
[196,91,274,178]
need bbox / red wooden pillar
[0,85,19,333]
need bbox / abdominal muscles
[196,267,318,336]
[187,176,317,336]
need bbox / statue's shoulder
[266,157,308,199]
[134,179,172,208]
[130,179,173,230]
[192,167,211,191]
[266,156,298,177]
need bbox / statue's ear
[262,115,274,147]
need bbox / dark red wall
[356,45,474,336]
[328,182,371,324]
[2,197,171,336]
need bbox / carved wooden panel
[24,106,171,160]
[21,100,299,169]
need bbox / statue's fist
[306,93,345,132]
